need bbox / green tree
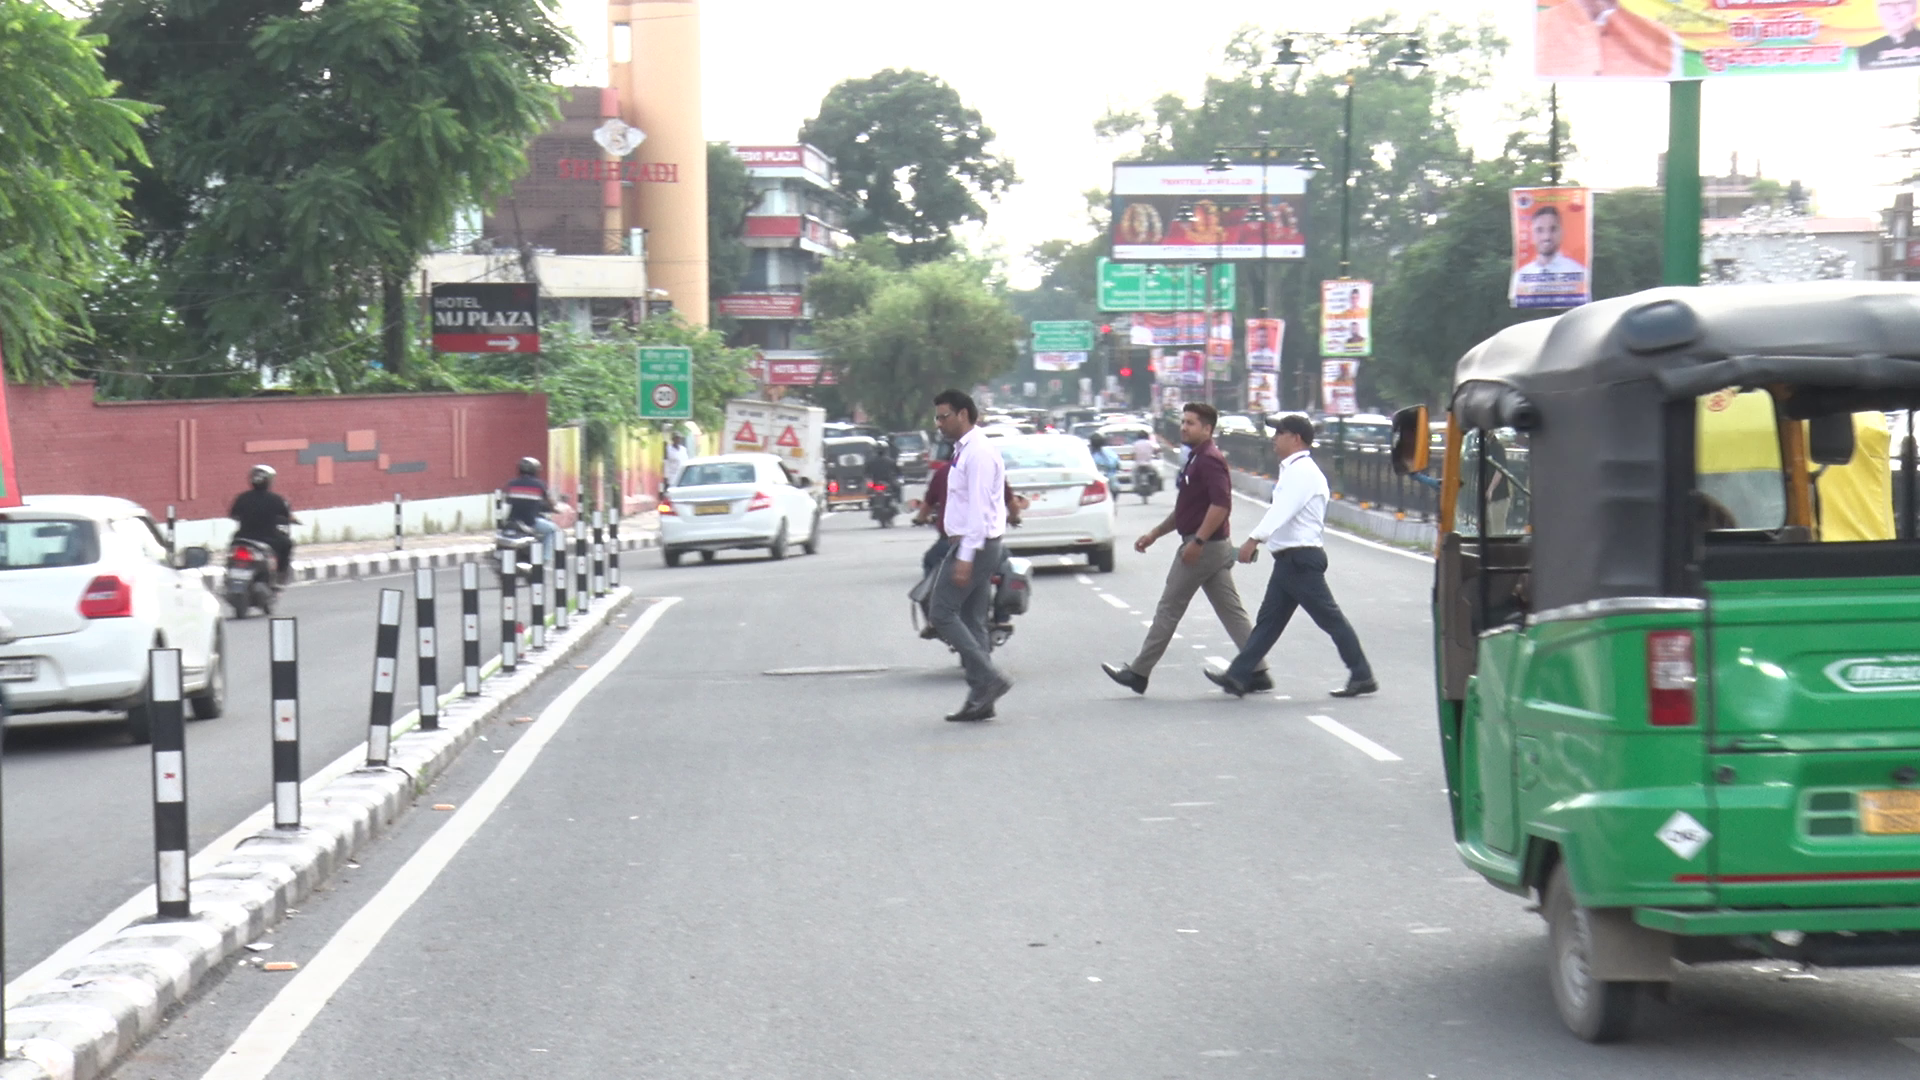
[89,0,571,382]
[811,258,1022,430]
[0,1,149,380]
[708,142,757,312]
[800,70,1017,265]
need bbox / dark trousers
[930,537,1007,702]
[1225,547,1372,686]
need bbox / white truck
[722,399,826,492]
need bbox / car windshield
[0,518,100,569]
[1000,437,1094,471]
[677,463,756,487]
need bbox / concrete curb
[0,588,641,1080]
[194,532,659,589]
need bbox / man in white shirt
[663,431,691,489]
[930,389,1013,722]
[1204,413,1376,698]
[1132,432,1159,494]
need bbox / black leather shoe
[1102,662,1148,695]
[1246,672,1274,693]
[1330,677,1379,698]
[945,702,996,722]
[1204,668,1249,697]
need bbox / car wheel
[1092,545,1116,573]
[802,512,821,555]
[189,626,227,720]
[768,522,789,561]
[664,547,683,568]
[699,550,717,564]
[1545,862,1638,1043]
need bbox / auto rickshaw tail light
[1646,631,1698,727]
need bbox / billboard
[1097,259,1237,311]
[1129,311,1232,348]
[1152,348,1207,386]
[1510,187,1593,310]
[1533,0,1902,79]
[1110,164,1310,261]
[1246,318,1285,373]
[1322,360,1359,417]
[1033,352,1086,372]
[1319,280,1373,358]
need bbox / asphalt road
[109,498,1920,1079]
[2,564,518,983]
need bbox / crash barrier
[462,562,482,695]
[147,649,190,919]
[592,511,607,598]
[414,569,440,731]
[1216,434,1440,522]
[530,539,549,651]
[499,549,520,673]
[366,589,404,766]
[270,619,301,828]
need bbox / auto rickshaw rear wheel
[1544,862,1637,1043]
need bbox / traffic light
[1118,366,1133,379]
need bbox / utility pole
[1663,83,1704,287]
[1548,84,1563,186]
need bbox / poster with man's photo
[1245,318,1284,372]
[1510,187,1593,310]
[1321,359,1359,417]
[1319,280,1372,358]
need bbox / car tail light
[1646,631,1697,727]
[748,491,773,512]
[79,575,133,619]
[231,545,255,562]
[659,495,676,517]
[1080,479,1110,505]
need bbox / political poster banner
[1129,311,1233,348]
[1246,372,1281,413]
[1533,0,1907,79]
[1111,164,1311,261]
[1151,348,1207,386]
[1320,280,1373,358]
[1322,360,1359,417]
[1510,187,1593,309]
[1033,352,1087,372]
[1246,318,1285,373]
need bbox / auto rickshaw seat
[1437,533,1533,700]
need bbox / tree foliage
[800,70,1017,265]
[0,1,149,380]
[707,142,757,312]
[88,0,571,382]
[810,256,1022,430]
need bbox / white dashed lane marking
[1306,714,1402,762]
[1205,656,1228,668]
[1100,594,1130,609]
[1075,573,1094,585]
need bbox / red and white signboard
[766,359,836,386]
[717,293,805,319]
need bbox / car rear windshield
[1000,439,1094,471]
[678,463,756,486]
[0,518,100,569]
[892,433,926,453]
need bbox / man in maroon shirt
[1102,402,1270,694]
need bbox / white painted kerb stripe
[1306,714,1402,762]
[197,596,682,1080]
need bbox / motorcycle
[868,481,898,527]
[223,538,280,618]
[1134,462,1162,503]
[493,520,543,588]
[911,552,1034,651]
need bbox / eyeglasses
[934,411,955,422]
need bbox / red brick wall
[7,383,549,520]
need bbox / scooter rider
[505,457,561,544]
[866,442,901,502]
[230,465,299,585]
[1132,431,1160,493]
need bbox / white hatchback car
[658,453,823,566]
[0,496,225,743]
[996,434,1118,572]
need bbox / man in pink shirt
[930,389,1013,722]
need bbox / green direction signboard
[1097,258,1237,312]
[1030,320,1096,352]
[638,345,693,420]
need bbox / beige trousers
[1129,539,1266,676]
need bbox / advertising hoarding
[1096,259,1237,311]
[1246,318,1284,372]
[1246,372,1281,413]
[1534,0,1902,79]
[1129,311,1233,348]
[1110,164,1310,261]
[1319,280,1373,358]
[1033,352,1087,372]
[1322,360,1359,417]
[1510,187,1593,309]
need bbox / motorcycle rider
[229,465,299,585]
[1131,431,1161,493]
[865,442,901,507]
[505,457,561,545]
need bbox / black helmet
[518,456,540,476]
[249,464,276,489]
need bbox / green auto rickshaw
[1390,282,1920,1042]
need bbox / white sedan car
[0,496,226,743]
[658,453,823,566]
[996,434,1118,572]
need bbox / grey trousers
[930,537,1007,701]
[1130,539,1266,676]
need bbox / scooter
[493,520,543,588]
[223,538,280,618]
[1134,462,1162,503]
[868,481,898,528]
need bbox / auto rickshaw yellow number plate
[1859,790,1920,835]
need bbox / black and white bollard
[393,493,404,551]
[366,588,403,766]
[414,568,439,729]
[148,648,190,919]
[553,532,570,631]
[592,511,607,597]
[270,618,300,830]
[529,538,548,651]
[461,562,481,695]
[492,489,504,528]
[165,504,178,557]
[499,548,519,673]
[608,515,621,588]
[574,520,589,613]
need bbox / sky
[555,0,1920,283]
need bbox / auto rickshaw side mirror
[1390,405,1430,475]
[1808,413,1856,466]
